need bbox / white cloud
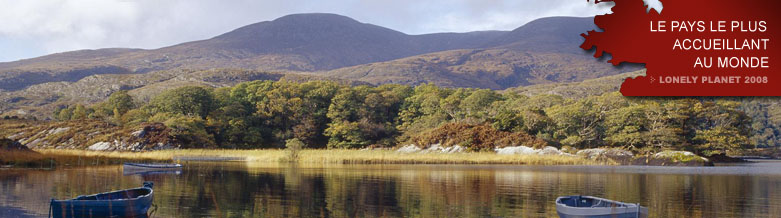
[0,0,611,62]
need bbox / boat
[123,162,182,170]
[556,195,648,218]
[123,163,182,175]
[123,169,182,176]
[49,182,154,218]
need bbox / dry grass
[297,150,607,165]
[0,150,48,167]
[2,149,610,167]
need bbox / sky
[0,0,614,62]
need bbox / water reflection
[0,162,779,217]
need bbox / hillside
[0,68,370,118]
[324,17,642,89]
[0,15,635,92]
[0,14,644,119]
[0,13,506,92]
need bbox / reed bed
[2,149,609,167]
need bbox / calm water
[1,161,780,217]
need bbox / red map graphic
[581,0,781,96]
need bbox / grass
[1,149,610,167]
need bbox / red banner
[581,0,781,96]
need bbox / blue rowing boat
[49,182,154,218]
[556,196,648,218]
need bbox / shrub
[283,138,305,162]
[412,122,549,152]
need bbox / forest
[49,79,772,156]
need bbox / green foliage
[106,90,135,115]
[163,114,215,148]
[325,121,367,149]
[51,79,763,154]
[546,99,605,147]
[283,138,305,162]
[121,109,152,126]
[736,97,781,148]
[113,108,123,125]
[148,86,215,119]
[604,105,647,148]
[56,107,73,121]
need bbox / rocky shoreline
[396,144,715,166]
[2,120,179,151]
[0,120,753,167]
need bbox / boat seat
[591,199,602,207]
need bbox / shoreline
[2,149,609,167]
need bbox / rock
[419,144,466,154]
[653,150,710,162]
[577,148,633,159]
[560,146,577,154]
[25,138,46,148]
[0,138,31,151]
[7,132,25,140]
[495,146,538,155]
[577,148,634,164]
[420,144,443,153]
[539,146,569,155]
[630,150,713,166]
[396,144,422,153]
[131,130,145,138]
[88,142,113,151]
[654,150,692,158]
[47,127,70,135]
[495,146,570,156]
[442,145,465,154]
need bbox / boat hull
[556,196,648,218]
[123,163,182,176]
[123,163,182,170]
[50,182,154,218]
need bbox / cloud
[0,0,610,62]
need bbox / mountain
[0,14,641,118]
[324,17,641,89]
[484,16,599,52]
[0,13,506,91]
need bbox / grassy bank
[1,149,609,167]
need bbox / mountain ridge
[0,13,514,91]
[0,13,643,118]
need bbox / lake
[1,161,780,217]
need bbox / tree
[106,90,135,115]
[163,114,216,148]
[642,101,685,151]
[72,105,87,120]
[57,107,73,121]
[113,108,122,124]
[460,89,501,123]
[324,85,405,148]
[396,84,451,141]
[325,121,368,149]
[547,99,604,148]
[492,109,523,132]
[148,86,215,119]
[692,101,753,154]
[604,104,647,148]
